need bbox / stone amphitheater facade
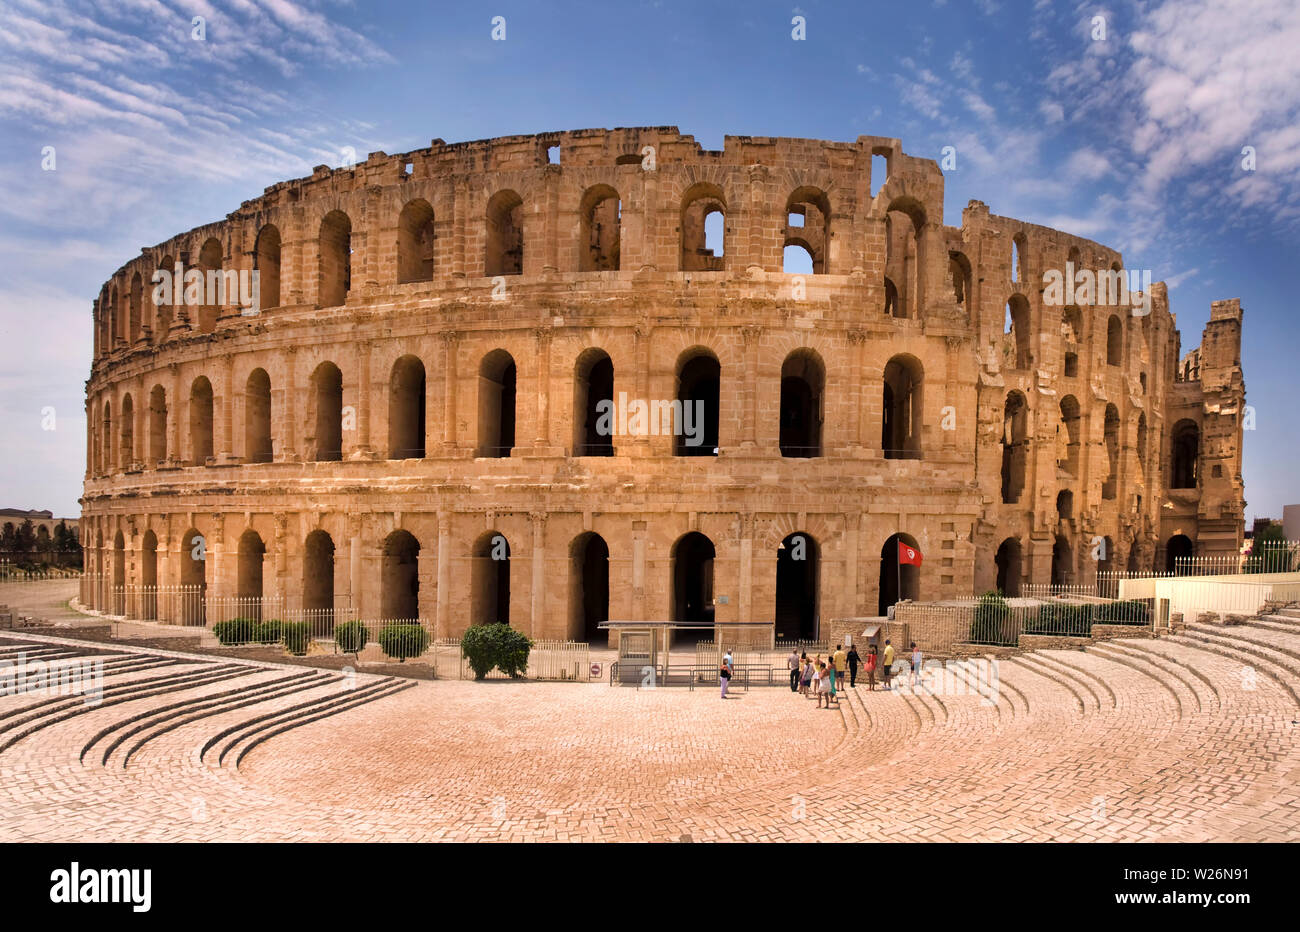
[79,126,1247,643]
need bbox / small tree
[461,623,533,680]
[335,620,369,654]
[377,623,428,662]
[970,591,1013,645]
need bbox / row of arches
[99,527,925,640]
[91,350,928,473]
[993,532,1198,595]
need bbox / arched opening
[884,198,925,319]
[318,210,351,307]
[995,537,1022,597]
[775,532,819,641]
[477,350,516,457]
[1166,534,1194,573]
[1102,404,1120,499]
[878,533,920,615]
[148,385,167,466]
[948,251,971,309]
[388,355,426,459]
[302,529,335,630]
[1057,395,1081,477]
[784,187,830,274]
[472,532,511,626]
[1001,391,1028,503]
[189,377,213,466]
[1137,412,1148,479]
[245,368,272,463]
[141,529,157,620]
[237,529,265,619]
[569,532,609,643]
[129,271,143,343]
[883,354,924,459]
[573,349,614,456]
[112,530,125,616]
[381,530,420,621]
[1062,305,1082,377]
[486,190,524,276]
[680,183,726,272]
[310,362,343,462]
[100,401,112,474]
[180,527,206,626]
[1098,535,1116,582]
[579,185,620,271]
[883,276,900,317]
[1170,420,1199,489]
[1106,315,1123,366]
[1051,535,1073,587]
[779,349,824,458]
[1056,489,1074,522]
[397,199,436,283]
[198,237,222,333]
[254,225,281,310]
[1005,294,1032,369]
[671,532,715,634]
[674,350,720,456]
[154,258,174,340]
[118,394,134,470]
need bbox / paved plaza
[2,583,1299,842]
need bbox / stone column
[220,354,236,463]
[533,327,552,450]
[354,339,372,458]
[849,330,867,450]
[435,512,451,639]
[278,347,297,462]
[738,513,754,621]
[530,512,547,638]
[169,363,183,466]
[742,326,761,448]
[441,331,459,450]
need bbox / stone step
[1170,632,1300,709]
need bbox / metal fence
[896,595,1158,650]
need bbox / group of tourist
[717,638,923,702]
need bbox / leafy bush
[282,621,310,656]
[213,617,260,646]
[1094,600,1150,625]
[335,620,369,654]
[460,623,533,679]
[257,619,282,644]
[377,623,428,662]
[969,591,1015,646]
[1027,602,1092,636]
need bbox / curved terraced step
[1115,639,1226,710]
[1028,651,1117,711]
[1005,655,1090,714]
[1185,624,1300,678]
[81,668,333,767]
[1089,642,1206,715]
[1168,632,1300,709]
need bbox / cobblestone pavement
[2,583,1298,842]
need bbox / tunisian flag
[898,541,923,567]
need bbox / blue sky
[1,0,1297,522]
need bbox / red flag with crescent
[898,542,922,567]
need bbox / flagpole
[896,540,901,611]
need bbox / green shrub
[213,617,260,646]
[282,621,310,656]
[460,623,533,679]
[1095,600,1149,625]
[377,623,428,662]
[1027,602,1092,636]
[335,620,369,654]
[969,591,1015,646]
[257,619,283,644]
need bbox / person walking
[833,644,848,691]
[882,639,895,690]
[910,641,923,689]
[847,644,861,688]
[866,644,878,691]
[720,648,733,699]
[789,648,802,692]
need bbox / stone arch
[1056,489,1074,521]
[141,529,158,620]
[302,529,335,628]
[128,271,143,343]
[237,528,266,616]
[148,385,167,466]
[485,190,524,276]
[1051,534,1074,586]
[477,349,516,458]
[388,354,426,459]
[884,195,926,319]
[784,186,831,274]
[879,532,921,614]
[1005,294,1032,369]
[245,368,273,463]
[1107,314,1123,366]
[112,529,126,615]
[318,210,352,307]
[100,400,112,474]
[1102,404,1120,499]
[154,255,175,340]
[883,354,924,459]
[573,347,614,456]
[254,224,281,309]
[1170,419,1199,489]
[680,182,727,272]
[471,531,511,626]
[397,198,436,283]
[671,531,715,629]
[674,347,720,456]
[1058,395,1081,477]
[775,532,819,641]
[579,184,620,272]
[198,237,222,332]
[189,376,213,466]
[309,361,343,462]
[1137,411,1148,479]
[1166,533,1194,573]
[779,348,824,458]
[569,531,609,642]
[179,527,206,626]
[118,393,134,469]
[381,530,420,620]
[995,536,1022,596]
[1001,390,1029,503]
[948,250,972,310]
[1062,304,1083,377]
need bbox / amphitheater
[1,583,1298,842]
[80,127,1246,644]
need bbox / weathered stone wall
[79,127,1247,641]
